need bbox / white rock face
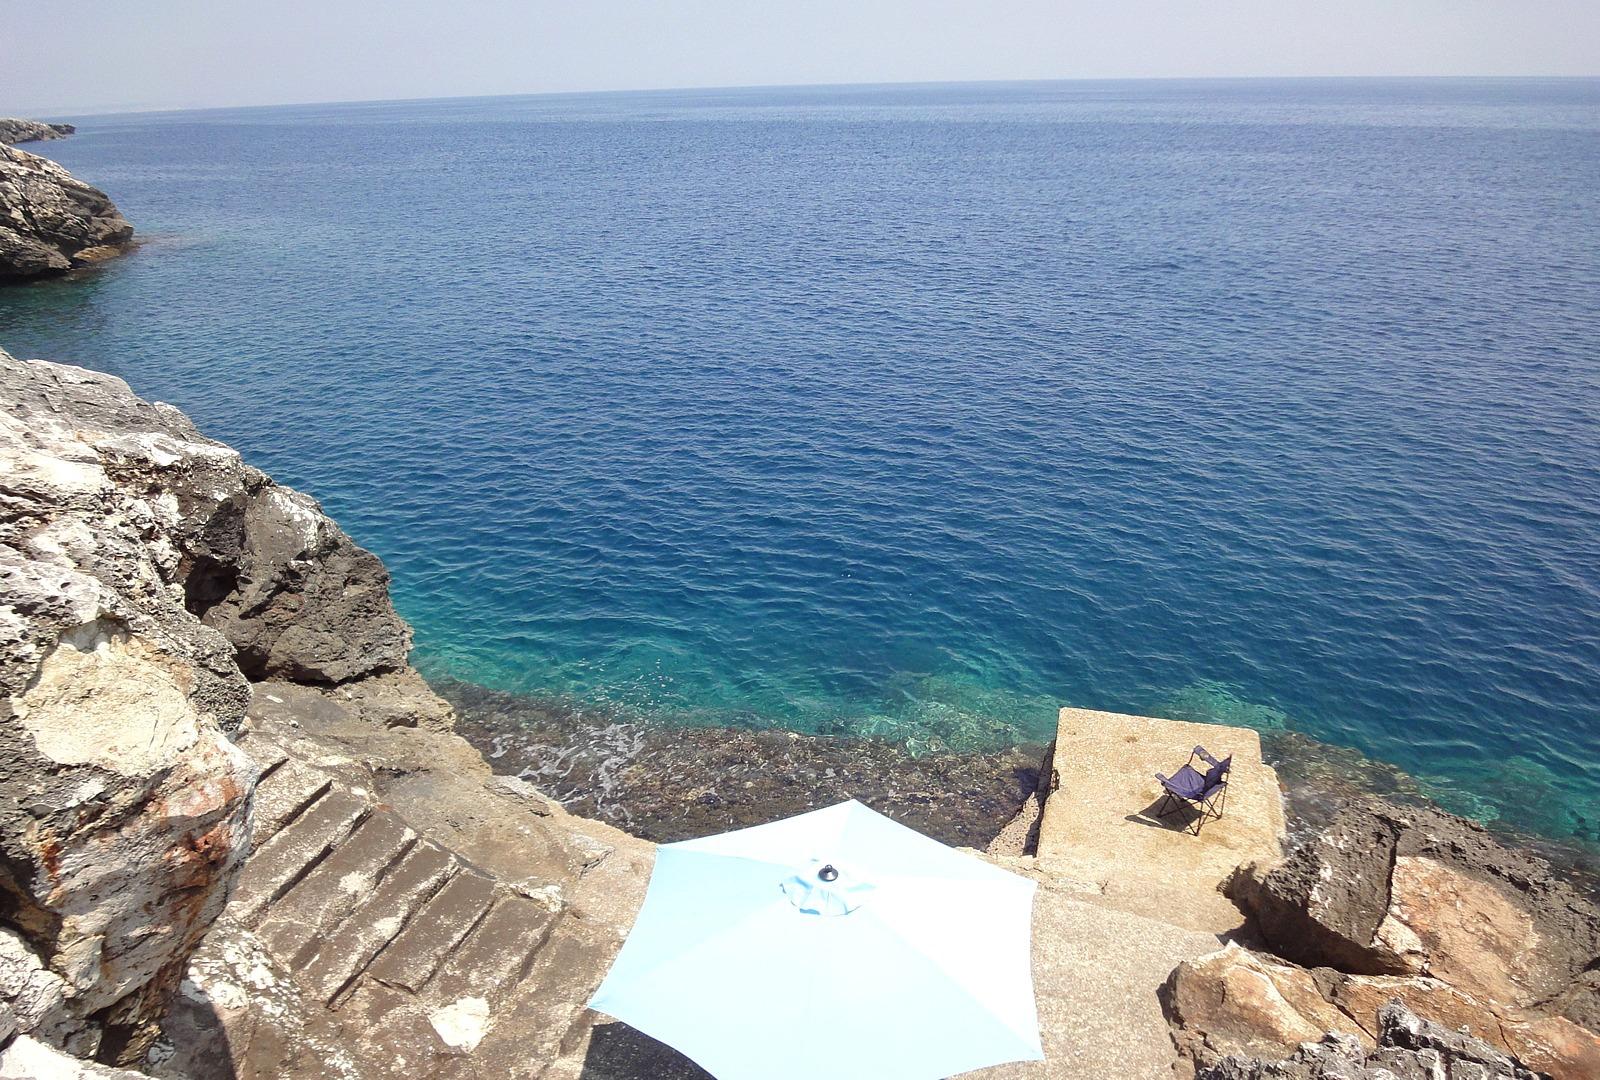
[0,350,424,1064]
[429,997,491,1052]
[0,1034,147,1078]
[18,623,202,774]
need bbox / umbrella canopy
[589,799,1044,1080]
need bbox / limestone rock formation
[1171,797,1600,1078]
[1,144,133,280]
[2,355,260,1062]
[2,350,661,1077]
[1226,798,1600,1027]
[1197,1001,1541,1080]
[145,681,653,1080]
[0,120,76,146]
[1166,944,1371,1063]
[0,350,442,1066]
[1167,944,1600,1079]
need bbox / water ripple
[3,78,1598,842]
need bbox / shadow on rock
[579,1022,711,1080]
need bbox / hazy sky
[5,1,1599,116]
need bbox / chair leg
[1155,793,1177,818]
[1192,786,1228,837]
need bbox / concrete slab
[1035,708,1285,933]
[972,879,1224,1080]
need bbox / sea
[3,78,1597,844]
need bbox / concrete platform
[1036,707,1286,934]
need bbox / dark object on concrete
[1156,745,1232,836]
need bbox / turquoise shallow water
[3,79,1598,841]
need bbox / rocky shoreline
[0,119,75,146]
[1,119,135,281]
[444,678,1600,893]
[443,680,1045,849]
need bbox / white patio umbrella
[589,799,1043,1080]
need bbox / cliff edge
[0,351,653,1078]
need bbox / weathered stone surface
[0,351,455,1065]
[1166,943,1371,1065]
[1228,797,1600,1025]
[1330,973,1506,1045]
[1499,1013,1600,1080]
[181,482,413,684]
[362,871,496,993]
[1168,945,1600,1080]
[299,839,457,1005]
[0,120,75,146]
[1,145,132,280]
[148,697,658,1080]
[1,355,264,1062]
[255,810,415,967]
[1374,853,1542,1004]
[0,1034,146,1078]
[1197,1001,1542,1080]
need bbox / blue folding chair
[1155,746,1232,836]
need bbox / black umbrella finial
[817,864,839,882]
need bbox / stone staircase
[148,686,655,1080]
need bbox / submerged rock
[444,681,1043,850]
[1,144,133,281]
[0,119,75,146]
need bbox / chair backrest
[1203,755,1233,788]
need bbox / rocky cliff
[0,352,408,1062]
[0,350,655,1078]
[1,144,133,281]
[1165,797,1600,1079]
[0,120,76,147]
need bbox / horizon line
[30,72,1600,124]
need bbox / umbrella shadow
[579,1021,713,1080]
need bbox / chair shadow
[578,1021,714,1080]
[1123,795,1201,833]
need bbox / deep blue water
[3,79,1598,841]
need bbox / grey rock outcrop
[2,350,661,1077]
[1,144,133,281]
[0,120,76,146]
[1226,798,1600,1026]
[1198,1001,1541,1080]
[0,350,435,1065]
